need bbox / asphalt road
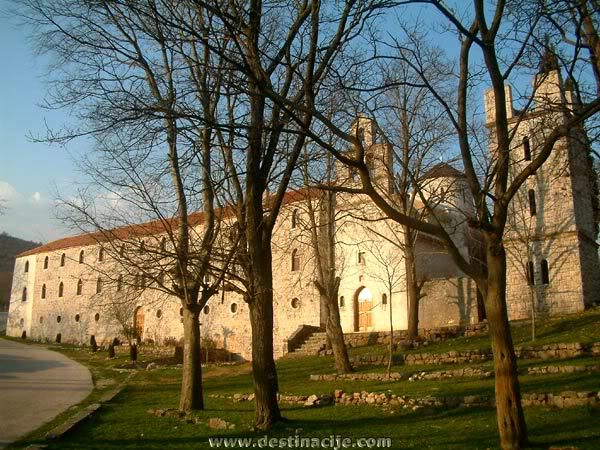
[0,338,93,448]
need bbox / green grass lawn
[5,307,600,449]
[10,358,600,450]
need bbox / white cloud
[0,181,19,205]
[0,180,68,243]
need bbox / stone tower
[485,51,600,319]
[336,116,394,193]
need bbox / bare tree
[263,3,600,448]
[299,147,353,374]
[379,52,455,339]
[18,0,236,412]
[155,0,386,429]
[362,224,406,379]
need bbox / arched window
[528,189,537,216]
[139,240,145,253]
[339,296,345,308]
[75,314,80,322]
[58,282,64,297]
[382,293,388,305]
[119,244,125,257]
[60,253,66,267]
[22,287,27,302]
[79,250,84,264]
[98,247,104,262]
[203,305,210,315]
[160,237,167,252]
[230,302,238,314]
[140,275,146,289]
[117,275,123,292]
[44,256,49,269]
[541,259,550,284]
[77,279,83,295]
[94,313,100,322]
[96,278,103,294]
[526,261,535,286]
[41,284,46,299]
[291,209,298,229]
[291,249,300,272]
[24,261,29,273]
[156,309,162,319]
[523,136,531,161]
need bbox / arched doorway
[353,286,373,332]
[133,307,145,341]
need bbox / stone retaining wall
[343,322,488,348]
[527,364,600,375]
[309,367,492,382]
[217,389,600,410]
[349,342,600,366]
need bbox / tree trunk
[529,288,535,342]
[404,227,419,340]
[179,306,203,411]
[485,247,528,449]
[323,290,353,374]
[248,242,282,430]
[387,290,393,379]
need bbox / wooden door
[358,300,372,331]
[134,307,144,340]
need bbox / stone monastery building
[6,66,600,360]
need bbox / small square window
[358,252,365,264]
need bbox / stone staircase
[289,330,328,356]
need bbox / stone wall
[221,389,600,410]
[342,321,487,348]
[309,366,492,382]
[349,342,599,366]
[418,277,479,328]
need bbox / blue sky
[0,3,460,244]
[0,2,88,243]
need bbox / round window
[230,303,238,314]
[156,309,162,319]
[94,313,100,322]
[291,298,300,309]
[203,305,210,315]
[75,314,80,322]
[57,316,62,323]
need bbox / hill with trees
[0,232,40,311]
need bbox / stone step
[288,328,328,355]
[297,345,325,352]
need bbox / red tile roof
[422,163,465,179]
[17,188,316,258]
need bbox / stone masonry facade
[7,68,599,360]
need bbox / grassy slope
[6,307,600,449]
